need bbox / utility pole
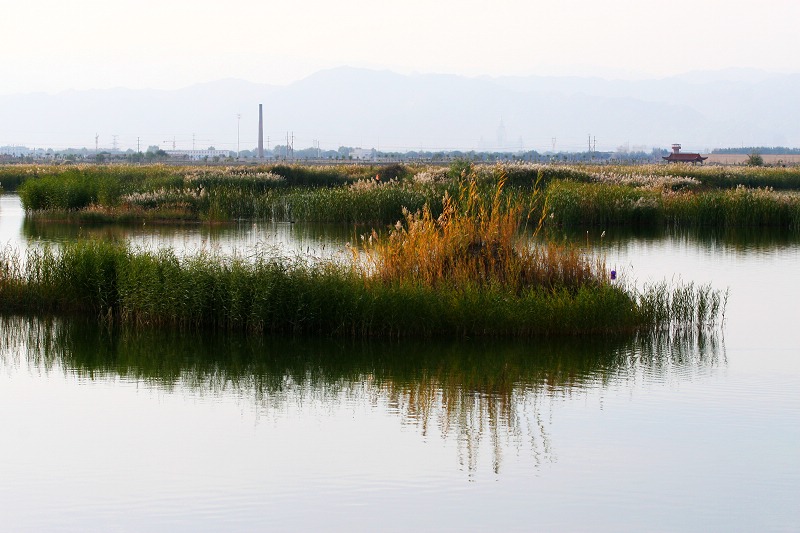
[112,135,118,151]
[192,133,195,151]
[137,137,140,154]
[551,137,557,152]
[236,113,241,158]
[258,104,264,159]
[95,134,99,154]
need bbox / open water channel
[1,194,798,532]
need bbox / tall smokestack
[258,104,264,159]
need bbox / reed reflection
[548,224,800,253]
[21,216,353,260]
[0,316,724,473]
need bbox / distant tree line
[713,146,800,155]
[2,144,671,165]
[248,146,666,164]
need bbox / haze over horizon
[4,0,800,95]
[3,0,799,152]
[3,66,800,154]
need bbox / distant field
[705,154,800,165]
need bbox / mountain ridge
[1,66,796,152]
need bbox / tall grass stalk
[355,174,600,294]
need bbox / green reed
[663,186,800,228]
[544,180,663,227]
[12,163,433,223]
[545,180,800,229]
[0,240,693,336]
[11,163,800,229]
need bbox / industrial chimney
[258,104,264,159]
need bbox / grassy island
[3,162,800,229]
[0,174,725,337]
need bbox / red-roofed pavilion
[663,144,707,164]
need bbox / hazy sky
[3,0,799,94]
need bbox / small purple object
[610,270,617,280]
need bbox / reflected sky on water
[1,193,799,531]
[2,193,357,261]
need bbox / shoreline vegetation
[1,162,799,229]
[0,172,726,337]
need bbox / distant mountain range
[2,67,798,153]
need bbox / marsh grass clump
[663,186,800,229]
[636,281,728,331]
[355,173,602,294]
[544,179,800,229]
[281,180,448,224]
[544,180,663,228]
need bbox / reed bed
[281,180,449,224]
[545,180,663,227]
[0,241,594,335]
[0,177,726,337]
[435,161,800,191]
[584,163,800,191]
[663,186,800,228]
[8,163,410,201]
[442,162,595,188]
[10,162,800,229]
[57,179,448,223]
[545,180,800,229]
[455,162,800,191]
[0,241,722,336]
[14,163,434,223]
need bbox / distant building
[663,144,707,164]
[349,148,374,161]
[0,145,32,156]
[165,149,233,160]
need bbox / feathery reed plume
[355,172,604,294]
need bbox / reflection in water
[21,216,358,260]
[549,224,800,253]
[0,316,724,473]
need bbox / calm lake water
[1,194,799,532]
